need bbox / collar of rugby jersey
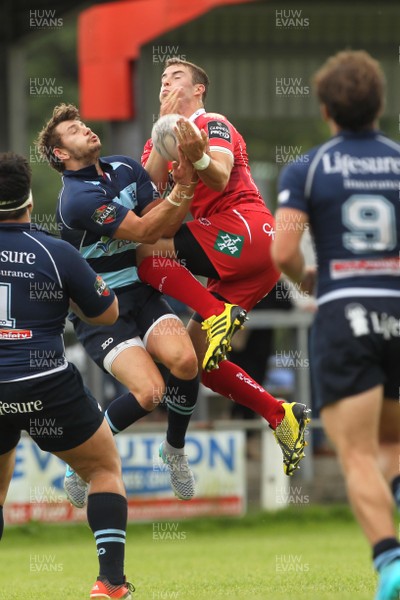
[63,158,113,180]
[189,108,206,122]
[334,128,381,139]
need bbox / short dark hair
[313,50,385,131]
[0,152,31,221]
[164,58,210,102]
[36,103,80,172]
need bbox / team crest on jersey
[94,276,111,297]
[207,120,231,143]
[214,230,244,257]
[91,204,117,226]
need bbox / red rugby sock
[138,256,224,319]
[202,360,285,428]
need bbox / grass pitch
[1,506,378,600]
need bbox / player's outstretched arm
[114,182,196,244]
[116,148,197,243]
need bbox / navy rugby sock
[373,538,400,571]
[105,392,150,434]
[165,374,199,449]
[0,506,3,539]
[87,493,127,586]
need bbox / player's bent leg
[0,447,17,507]
[55,421,133,599]
[55,419,124,495]
[378,399,400,507]
[188,318,310,475]
[109,344,165,412]
[106,344,166,432]
[137,240,247,370]
[186,316,208,372]
[145,316,198,379]
[64,345,165,509]
[0,447,17,539]
[322,387,400,600]
[146,317,198,500]
[321,386,396,544]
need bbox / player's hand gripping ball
[151,114,200,162]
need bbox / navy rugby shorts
[0,363,103,454]
[310,296,400,409]
[72,284,178,373]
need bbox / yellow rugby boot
[202,303,247,371]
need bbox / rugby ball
[151,114,200,162]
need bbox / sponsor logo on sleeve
[207,120,232,143]
[91,204,117,226]
[94,275,111,297]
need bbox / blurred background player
[139,57,310,475]
[272,50,400,600]
[0,152,134,599]
[37,104,204,506]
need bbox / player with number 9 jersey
[272,50,400,600]
[277,132,400,304]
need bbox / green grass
[1,506,378,600]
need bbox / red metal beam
[78,0,254,120]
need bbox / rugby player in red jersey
[138,58,310,475]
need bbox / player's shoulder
[201,111,228,121]
[58,173,96,211]
[277,143,327,204]
[102,154,142,171]
[196,112,237,145]
[374,132,400,155]
[27,227,80,258]
[196,112,231,127]
[280,137,342,180]
[279,147,315,180]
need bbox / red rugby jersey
[142,109,268,219]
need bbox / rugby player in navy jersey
[37,104,205,506]
[0,152,135,599]
[272,50,400,600]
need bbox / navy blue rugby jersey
[0,223,114,382]
[57,155,159,290]
[278,130,400,305]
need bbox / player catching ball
[138,58,310,476]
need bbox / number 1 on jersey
[0,283,16,327]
